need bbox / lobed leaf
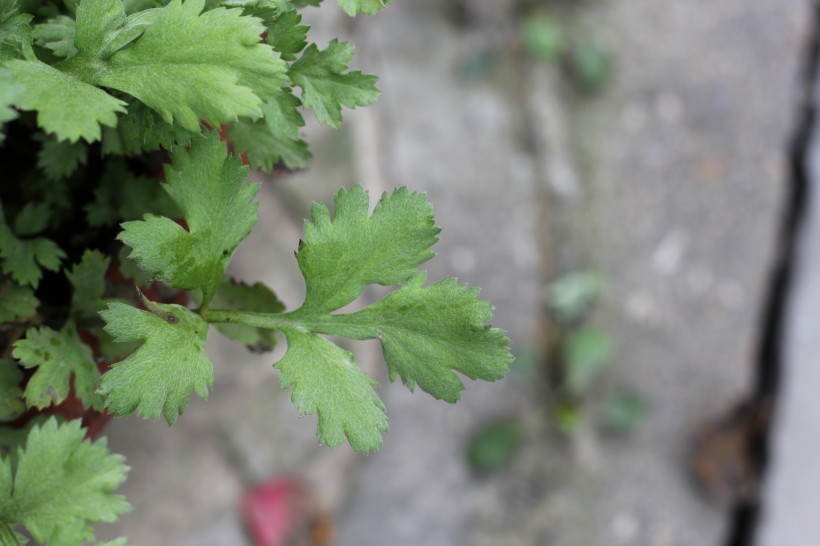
[266,186,512,451]
[88,0,288,131]
[12,321,104,410]
[336,0,389,16]
[0,359,24,421]
[342,273,512,403]
[0,206,65,289]
[36,134,88,181]
[288,39,379,127]
[265,9,307,60]
[0,418,130,546]
[276,329,387,452]
[0,284,37,323]
[32,15,77,58]
[119,132,259,305]
[0,2,32,61]
[5,59,126,143]
[99,300,213,425]
[227,90,311,171]
[296,185,439,313]
[66,250,110,321]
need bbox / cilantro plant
[0,0,512,543]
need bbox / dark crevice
[725,1,820,544]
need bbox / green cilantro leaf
[209,278,284,351]
[227,90,311,171]
[218,186,509,452]
[336,0,389,16]
[0,359,24,421]
[339,273,512,402]
[12,321,104,410]
[36,134,88,181]
[99,299,213,425]
[32,15,77,58]
[288,39,379,127]
[78,0,288,131]
[226,117,307,171]
[276,329,387,451]
[5,59,126,143]
[0,1,32,61]
[120,132,259,305]
[66,250,110,321]
[0,205,65,288]
[101,100,194,156]
[0,67,20,142]
[0,418,130,546]
[12,202,49,237]
[0,283,37,323]
[86,160,178,226]
[265,9,307,60]
[296,185,439,313]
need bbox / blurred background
[102,0,818,544]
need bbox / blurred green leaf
[563,327,612,395]
[466,421,523,474]
[552,400,583,434]
[523,15,563,60]
[509,344,539,379]
[566,42,614,93]
[601,390,647,434]
[546,269,604,322]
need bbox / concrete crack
[725,2,820,544]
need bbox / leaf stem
[200,308,377,340]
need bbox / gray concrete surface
[98,1,812,545]
[517,0,810,544]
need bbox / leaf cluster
[0,0,512,544]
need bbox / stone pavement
[99,1,812,545]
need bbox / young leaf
[227,117,309,171]
[32,15,78,58]
[0,418,130,546]
[0,360,24,421]
[0,283,37,322]
[99,300,213,425]
[217,187,511,452]
[563,327,612,395]
[12,202,49,237]
[86,160,179,226]
[288,39,379,127]
[265,9,307,60]
[342,273,511,403]
[81,0,288,131]
[36,134,88,181]
[0,2,32,61]
[209,278,284,351]
[119,132,259,305]
[336,0,389,16]
[101,100,194,156]
[12,321,104,410]
[66,250,110,321]
[5,59,126,143]
[227,90,311,171]
[296,185,439,313]
[0,206,65,288]
[276,329,387,451]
